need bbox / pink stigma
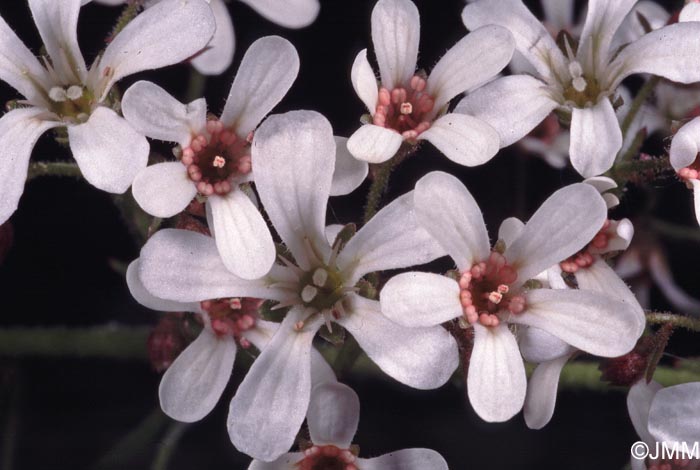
[373,74,435,141]
[180,118,253,196]
[458,252,524,328]
[297,445,358,470]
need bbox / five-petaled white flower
[380,171,644,422]
[347,0,514,166]
[627,380,700,470]
[248,381,449,470]
[123,36,368,280]
[136,110,458,461]
[126,260,335,423]
[85,0,320,75]
[458,0,700,177]
[0,0,216,224]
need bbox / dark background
[0,0,698,469]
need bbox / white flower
[627,380,700,470]
[122,36,309,280]
[518,177,643,429]
[86,0,319,75]
[136,110,458,461]
[126,260,335,423]
[459,0,700,177]
[0,0,216,225]
[347,0,514,166]
[380,171,644,422]
[248,381,449,470]
[670,117,700,227]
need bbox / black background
[0,0,698,469]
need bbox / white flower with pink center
[380,171,644,422]
[122,36,364,281]
[458,0,700,177]
[136,110,457,461]
[627,380,700,470]
[0,0,216,225]
[248,381,449,470]
[127,259,336,424]
[347,0,515,166]
[84,0,320,75]
[669,117,700,227]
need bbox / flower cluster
[3,0,700,467]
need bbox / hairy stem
[619,76,660,142]
[645,311,700,333]
[363,161,394,224]
[0,326,150,360]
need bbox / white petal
[126,260,199,312]
[0,108,59,224]
[461,0,568,83]
[307,382,359,448]
[159,328,236,422]
[139,229,285,302]
[190,0,235,75]
[324,225,344,246]
[427,25,514,111]
[541,0,574,31]
[338,191,446,284]
[504,183,607,284]
[122,80,206,147]
[511,288,642,357]
[584,176,618,194]
[608,23,700,90]
[252,110,334,269]
[131,162,196,218]
[575,259,645,337]
[569,100,622,178]
[28,0,87,84]
[524,355,570,430]
[648,249,700,315]
[627,380,662,446]
[67,107,148,193]
[337,294,458,390]
[680,2,700,22]
[414,171,490,271]
[648,382,700,444]
[0,16,52,104]
[206,189,276,280]
[380,272,461,327]
[497,217,525,249]
[220,36,299,136]
[455,75,557,148]
[240,0,319,28]
[669,117,700,170]
[346,125,403,164]
[228,309,322,462]
[518,326,575,364]
[371,0,420,90]
[576,0,636,74]
[467,323,526,422]
[330,136,368,196]
[613,1,669,50]
[351,49,378,114]
[248,453,301,470]
[357,449,448,470]
[93,0,215,100]
[418,113,500,167]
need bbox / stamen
[301,285,318,303]
[49,87,67,102]
[312,268,328,287]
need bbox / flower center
[48,85,94,123]
[181,119,252,196]
[373,74,435,140]
[299,267,346,313]
[458,251,524,328]
[560,220,612,273]
[562,68,602,107]
[201,297,261,346]
[678,154,700,186]
[296,445,358,470]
